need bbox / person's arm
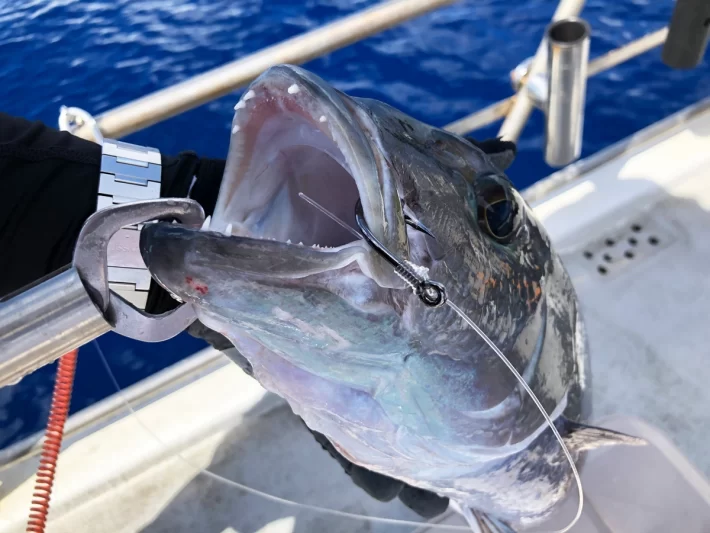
[0,112,225,312]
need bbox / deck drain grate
[580,217,673,277]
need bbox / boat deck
[2,98,710,532]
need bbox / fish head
[140,64,582,446]
[139,64,648,525]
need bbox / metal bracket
[510,56,549,111]
[58,105,104,144]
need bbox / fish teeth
[287,239,292,244]
[231,125,240,134]
[288,84,300,94]
[298,241,303,246]
[224,223,233,236]
[243,90,255,101]
[319,115,327,123]
[200,215,211,231]
[234,101,245,110]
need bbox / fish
[139,64,645,530]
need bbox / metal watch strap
[99,139,162,310]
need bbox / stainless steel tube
[0,267,111,388]
[445,27,667,136]
[497,0,586,142]
[544,18,591,167]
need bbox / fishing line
[96,193,581,532]
[299,193,584,533]
[93,339,471,531]
[445,299,583,533]
[298,192,364,240]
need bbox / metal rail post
[497,0,586,142]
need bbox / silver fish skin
[140,65,644,527]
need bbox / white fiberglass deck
[2,98,710,532]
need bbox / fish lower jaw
[197,214,363,253]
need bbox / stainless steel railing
[70,0,671,155]
[443,27,668,135]
[73,0,458,140]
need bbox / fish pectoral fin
[464,136,517,172]
[453,501,516,533]
[562,418,647,452]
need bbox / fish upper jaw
[201,64,408,288]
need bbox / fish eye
[470,174,519,243]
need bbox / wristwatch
[58,107,164,310]
[98,139,162,310]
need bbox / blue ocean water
[0,0,708,450]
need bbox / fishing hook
[354,200,447,308]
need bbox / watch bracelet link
[98,139,162,310]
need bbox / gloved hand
[185,320,452,517]
[145,135,517,520]
[143,150,455,517]
[186,320,452,518]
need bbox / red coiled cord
[26,349,78,533]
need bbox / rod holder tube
[661,0,710,70]
[0,267,111,388]
[544,17,591,168]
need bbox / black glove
[188,320,450,518]
[184,322,450,517]
[307,425,450,518]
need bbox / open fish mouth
[176,64,409,287]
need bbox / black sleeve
[0,112,225,311]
